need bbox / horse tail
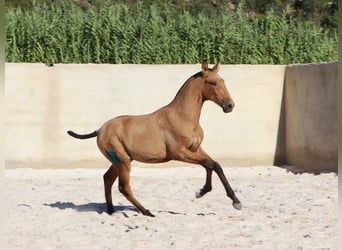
[67,130,97,139]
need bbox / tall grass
[5,0,338,64]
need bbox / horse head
[201,61,235,113]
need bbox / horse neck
[168,76,204,124]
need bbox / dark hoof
[144,210,155,217]
[233,202,242,210]
[107,207,114,215]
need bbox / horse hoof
[233,202,242,210]
[195,191,202,198]
[144,210,155,217]
[107,207,114,215]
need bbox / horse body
[98,114,170,163]
[98,72,206,164]
[68,62,241,217]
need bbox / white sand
[4,165,337,249]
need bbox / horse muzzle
[221,101,235,113]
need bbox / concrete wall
[285,62,337,173]
[4,63,337,172]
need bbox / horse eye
[210,81,217,86]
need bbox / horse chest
[184,127,203,152]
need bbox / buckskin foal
[68,61,241,217]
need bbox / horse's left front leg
[177,147,242,210]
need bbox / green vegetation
[5,0,338,64]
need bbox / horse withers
[68,61,241,217]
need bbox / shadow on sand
[44,202,188,217]
[44,201,138,215]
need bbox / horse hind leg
[103,164,118,214]
[118,163,155,217]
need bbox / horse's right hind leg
[103,164,118,214]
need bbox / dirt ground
[4,165,338,249]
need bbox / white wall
[5,63,285,168]
[5,62,337,173]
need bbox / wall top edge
[287,61,337,67]
[5,62,336,66]
[5,62,336,68]
[5,63,288,67]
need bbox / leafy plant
[5,0,338,64]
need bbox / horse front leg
[195,167,213,198]
[177,147,242,210]
[203,160,242,210]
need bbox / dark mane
[191,71,203,79]
[173,71,203,99]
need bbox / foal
[68,61,241,217]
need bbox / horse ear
[212,62,220,73]
[201,60,209,73]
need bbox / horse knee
[213,163,224,175]
[202,160,213,169]
[202,160,222,172]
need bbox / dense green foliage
[6,0,338,64]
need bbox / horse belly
[124,128,168,163]
[129,144,168,163]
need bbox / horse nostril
[227,102,234,110]
[222,101,234,113]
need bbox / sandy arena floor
[4,165,338,249]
